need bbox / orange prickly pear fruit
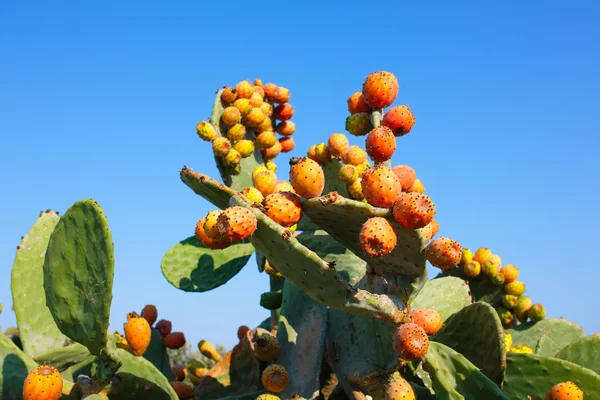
[195,217,231,250]
[500,264,520,283]
[124,312,151,356]
[115,334,132,351]
[289,157,325,198]
[22,365,63,400]
[263,192,303,228]
[392,192,436,230]
[472,247,492,265]
[198,340,221,361]
[261,364,289,393]
[164,332,186,349]
[408,178,425,193]
[141,304,157,326]
[425,238,462,271]
[172,364,187,381]
[262,140,282,160]
[392,165,417,192]
[279,137,295,153]
[170,381,194,399]
[251,331,280,361]
[253,169,277,196]
[263,83,279,101]
[545,381,583,400]
[382,105,416,137]
[273,103,294,121]
[344,145,367,166]
[361,165,401,208]
[235,80,254,99]
[365,126,396,163]
[221,87,237,103]
[347,91,372,114]
[362,71,399,109]
[217,206,258,241]
[392,323,429,361]
[276,120,295,136]
[385,372,416,400]
[238,325,250,340]
[411,308,443,335]
[359,217,397,258]
[328,133,350,158]
[274,87,291,103]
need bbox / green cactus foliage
[555,336,600,374]
[34,342,90,371]
[432,302,506,384]
[11,210,68,358]
[437,268,504,307]
[302,193,426,277]
[412,276,472,321]
[322,159,351,198]
[161,236,254,292]
[534,334,562,357]
[506,318,586,352]
[181,166,238,209]
[60,354,94,381]
[409,382,437,400]
[143,328,174,381]
[0,332,38,398]
[503,353,600,400]
[275,280,328,399]
[43,199,114,356]
[422,342,509,400]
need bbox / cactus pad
[0,332,38,398]
[506,318,586,352]
[432,302,506,384]
[11,210,68,357]
[43,199,114,356]
[503,353,600,400]
[412,276,472,321]
[437,268,504,306]
[555,336,600,374]
[534,334,562,357]
[34,342,90,371]
[180,167,239,209]
[143,328,174,380]
[161,236,254,292]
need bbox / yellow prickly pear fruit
[224,149,241,168]
[458,248,472,267]
[241,187,265,203]
[212,137,231,158]
[348,178,365,201]
[227,123,247,141]
[203,211,223,241]
[256,131,277,149]
[339,164,358,185]
[274,180,295,193]
[252,170,277,196]
[314,143,331,165]
[198,340,221,362]
[196,121,217,141]
[233,139,255,158]
[504,281,526,296]
[472,247,492,265]
[500,264,519,283]
[463,260,481,278]
[504,332,512,352]
[266,160,277,172]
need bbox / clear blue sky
[1,1,599,350]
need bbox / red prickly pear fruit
[221,106,242,126]
[502,295,519,309]
[196,121,217,141]
[170,381,194,399]
[163,332,186,349]
[156,319,172,338]
[263,83,279,101]
[221,87,237,103]
[235,80,254,99]
[23,365,63,400]
[233,98,252,116]
[261,364,289,393]
[361,165,402,208]
[463,261,481,278]
[504,281,526,296]
[347,91,373,114]
[344,145,367,166]
[243,108,266,128]
[276,120,295,136]
[328,133,350,158]
[252,331,281,361]
[346,112,373,136]
[279,137,295,153]
[263,192,303,227]
[262,140,282,160]
[172,364,187,381]
[408,178,425,193]
[365,126,396,162]
[289,157,325,198]
[411,308,443,335]
[141,305,157,326]
[274,87,291,103]
[212,137,231,158]
[237,325,250,340]
[362,71,399,109]
[123,312,151,356]
[339,164,358,185]
[500,264,520,283]
[425,237,462,271]
[241,187,264,203]
[417,218,439,243]
[545,381,583,400]
[391,165,416,192]
[529,304,546,322]
[217,206,258,241]
[385,372,416,400]
[359,217,397,258]
[226,123,247,141]
[253,170,277,196]
[496,307,514,328]
[256,131,277,149]
[383,105,416,136]
[392,192,436,229]
[392,322,430,361]
[273,103,294,121]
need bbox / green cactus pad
[11,210,68,358]
[34,342,90,371]
[43,199,114,356]
[432,302,506,384]
[422,342,509,399]
[503,353,600,400]
[275,280,328,399]
[143,328,174,380]
[386,265,429,305]
[534,334,562,357]
[437,268,504,306]
[229,194,406,323]
[60,354,94,381]
[256,250,267,272]
[0,332,38,398]
[506,318,586,352]
[302,192,427,277]
[180,166,239,209]
[161,236,254,292]
[412,276,472,321]
[555,336,600,374]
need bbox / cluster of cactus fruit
[1,71,598,400]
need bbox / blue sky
[1,1,599,350]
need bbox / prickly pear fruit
[222,106,242,126]
[392,323,430,361]
[141,305,157,326]
[504,332,513,352]
[124,312,151,356]
[496,307,514,328]
[500,264,519,283]
[529,304,546,322]
[392,192,436,229]
[289,157,325,198]
[385,372,416,400]
[212,137,232,157]
[196,121,217,141]
[502,295,519,309]
[256,395,281,400]
[328,133,350,158]
[224,149,242,168]
[463,261,481,278]
[263,192,303,227]
[392,165,416,192]
[260,291,283,310]
[472,247,492,265]
[263,83,278,101]
[256,130,277,149]
[339,164,358,185]
[360,217,397,258]
[187,359,208,378]
[22,365,63,400]
[242,187,265,203]
[251,331,280,361]
[273,103,294,120]
[172,364,187,381]
[156,319,172,338]
[347,91,372,114]
[273,180,295,193]
[264,261,283,279]
[510,344,534,354]
[217,206,258,241]
[276,120,295,136]
[195,217,230,250]
[348,178,365,201]
[481,260,500,278]
[233,139,255,158]
[261,364,289,393]
[279,137,295,153]
[365,126,396,162]
[362,71,399,109]
[458,248,473,267]
[226,123,247,141]
[504,281,526,296]
[491,272,506,285]
[411,308,443,335]
[514,296,533,323]
[233,98,252,116]
[545,381,583,400]
[221,87,237,103]
[164,332,186,349]
[425,237,462,271]
[382,105,416,136]
[408,178,425,193]
[198,339,221,361]
[250,91,264,107]
[253,170,277,196]
[361,165,402,208]
[344,145,368,166]
[274,86,291,103]
[262,141,282,160]
[170,381,194,399]
[237,325,250,340]
[346,112,373,136]
[314,143,331,164]
[418,218,439,243]
[235,80,254,99]
[244,107,266,128]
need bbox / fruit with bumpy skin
[221,87,237,103]
[504,281,526,296]
[266,161,277,172]
[392,165,416,192]
[545,381,583,400]
[196,121,217,141]
[491,272,505,285]
[222,106,242,126]
[392,192,436,229]
[156,319,172,337]
[425,237,462,271]
[289,157,325,198]
[233,98,252,116]
[263,83,278,101]
[344,145,367,166]
[172,364,187,381]
[385,373,416,400]
[502,295,518,309]
[510,345,534,354]
[263,192,303,227]
[23,365,63,400]
[212,137,231,157]
[360,217,397,257]
[260,101,273,117]
[250,92,263,107]
[141,305,157,326]
[339,164,358,185]
[262,141,282,160]
[307,145,318,163]
[244,108,266,128]
[419,218,439,242]
[124,312,151,356]
[224,149,241,168]
[529,304,546,322]
[274,180,295,193]
[252,331,281,361]
[504,332,513,352]
[362,71,399,109]
[237,325,250,340]
[348,178,365,201]
[514,296,533,323]
[195,217,230,249]
[412,308,443,335]
[261,364,289,393]
[392,323,429,361]
[328,133,350,158]
[236,80,254,99]
[242,187,264,203]
[254,87,264,98]
[273,103,294,120]
[227,123,247,141]
[274,87,291,103]
[276,120,295,136]
[164,332,186,349]
[463,260,481,278]
[361,165,401,208]
[198,339,221,361]
[256,116,273,134]
[233,139,255,158]
[256,131,277,149]
[382,105,416,136]
[313,143,330,164]
[254,78,263,87]
[203,211,223,241]
[459,248,473,267]
[253,170,277,196]
[472,247,492,265]
[279,137,295,153]
[500,264,519,283]
[257,395,281,400]
[347,91,372,114]
[366,126,396,162]
[217,206,258,241]
[346,112,373,136]
[408,178,425,193]
[496,307,514,328]
[170,381,194,399]
[481,260,500,277]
